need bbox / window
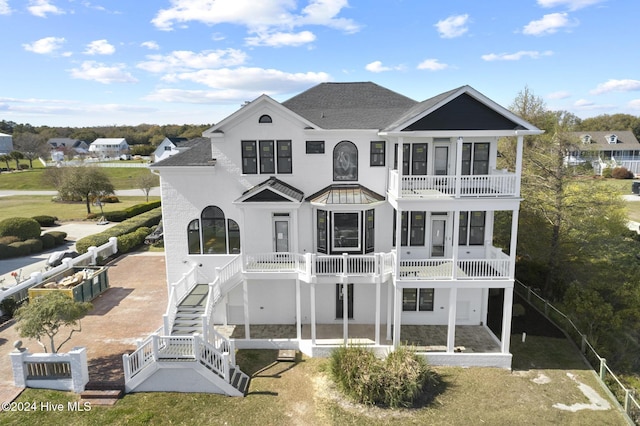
[259,140,275,173]
[259,114,272,123]
[365,209,375,253]
[410,211,426,246]
[462,143,490,175]
[333,141,358,181]
[370,141,385,166]
[412,143,427,175]
[609,135,618,144]
[459,211,486,245]
[202,206,227,254]
[306,141,325,154]
[393,143,410,175]
[332,212,360,251]
[188,207,241,254]
[277,140,292,174]
[164,146,172,151]
[392,210,409,247]
[317,210,327,253]
[241,141,257,174]
[402,288,434,311]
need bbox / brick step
[81,389,122,399]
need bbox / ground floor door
[336,283,354,319]
[273,215,290,252]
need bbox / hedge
[31,215,58,227]
[44,231,67,245]
[0,217,41,240]
[117,227,151,253]
[75,207,162,254]
[8,241,31,257]
[101,201,161,223]
[40,233,56,250]
[24,238,43,254]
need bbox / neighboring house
[566,131,640,174]
[88,138,129,158]
[47,138,90,160]
[152,137,190,163]
[125,82,541,395]
[0,132,13,154]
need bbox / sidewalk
[0,252,167,402]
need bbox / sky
[0,0,639,127]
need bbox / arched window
[201,206,226,254]
[228,219,241,253]
[259,114,272,124]
[187,219,201,254]
[333,140,358,181]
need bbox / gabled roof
[384,85,539,133]
[569,131,640,151]
[236,177,304,203]
[282,82,418,130]
[167,137,189,146]
[306,184,385,205]
[91,138,128,145]
[152,137,214,167]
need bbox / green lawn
[0,337,628,425]
[0,168,158,191]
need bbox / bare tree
[14,132,46,168]
[136,172,159,202]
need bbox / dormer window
[259,114,272,124]
[608,134,618,144]
[582,135,591,144]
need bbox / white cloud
[365,61,390,73]
[141,41,160,50]
[574,99,595,107]
[537,0,604,11]
[28,0,65,18]
[84,40,116,55]
[590,79,640,95]
[152,0,359,34]
[162,67,330,93]
[69,61,138,84]
[434,14,469,39]
[628,99,640,111]
[547,90,571,99]
[523,13,574,35]
[137,49,248,73]
[23,37,65,54]
[144,88,256,104]
[481,50,553,61]
[417,59,449,71]
[246,31,316,47]
[0,0,11,15]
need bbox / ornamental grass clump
[329,345,439,408]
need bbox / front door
[336,284,354,319]
[273,216,290,252]
[430,218,446,257]
[434,146,449,176]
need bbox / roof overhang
[234,177,304,205]
[306,184,386,207]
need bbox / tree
[58,167,115,214]
[9,150,23,170]
[0,154,10,170]
[15,292,92,353]
[14,132,46,168]
[136,172,158,202]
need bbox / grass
[0,167,158,191]
[0,195,160,222]
[0,338,628,425]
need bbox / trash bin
[632,181,640,195]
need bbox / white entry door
[273,216,290,252]
[430,217,446,257]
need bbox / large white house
[88,138,129,158]
[0,132,13,154]
[152,137,190,163]
[123,82,542,395]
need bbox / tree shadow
[87,352,125,388]
[86,287,134,316]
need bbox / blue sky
[0,0,638,127]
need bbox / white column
[310,283,317,345]
[397,137,404,195]
[509,209,520,279]
[452,210,461,279]
[292,208,299,254]
[343,283,349,345]
[375,281,381,345]
[295,278,301,341]
[447,287,458,352]
[455,137,463,198]
[393,285,402,349]
[386,281,393,341]
[514,134,524,197]
[501,287,514,353]
[243,280,250,340]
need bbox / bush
[117,227,151,253]
[611,166,635,179]
[124,201,161,217]
[0,236,20,245]
[44,231,67,245]
[99,195,119,203]
[104,210,128,222]
[602,168,613,178]
[9,241,31,257]
[40,233,56,250]
[0,297,18,318]
[31,215,58,227]
[0,244,19,259]
[24,238,43,254]
[0,217,41,240]
[329,346,439,408]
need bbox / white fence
[0,237,118,313]
[388,169,517,198]
[10,345,89,393]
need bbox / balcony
[387,169,517,199]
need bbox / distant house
[47,138,89,160]
[152,137,190,163]
[566,131,640,174]
[0,132,13,154]
[88,138,130,159]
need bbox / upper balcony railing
[388,169,517,199]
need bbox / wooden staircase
[171,284,208,335]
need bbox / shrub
[31,215,58,227]
[117,227,151,253]
[0,217,41,240]
[611,166,635,179]
[602,168,613,178]
[99,195,120,203]
[9,241,31,257]
[40,233,56,250]
[0,244,19,259]
[124,201,161,217]
[329,346,439,408]
[24,238,43,254]
[104,210,128,222]
[44,231,67,245]
[0,236,20,245]
[0,297,18,318]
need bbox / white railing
[399,259,454,279]
[456,259,510,279]
[11,346,89,393]
[162,264,198,335]
[243,252,303,273]
[398,258,511,280]
[388,169,517,198]
[123,335,156,381]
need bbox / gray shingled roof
[152,137,214,167]
[240,177,304,202]
[282,82,417,129]
[569,131,640,152]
